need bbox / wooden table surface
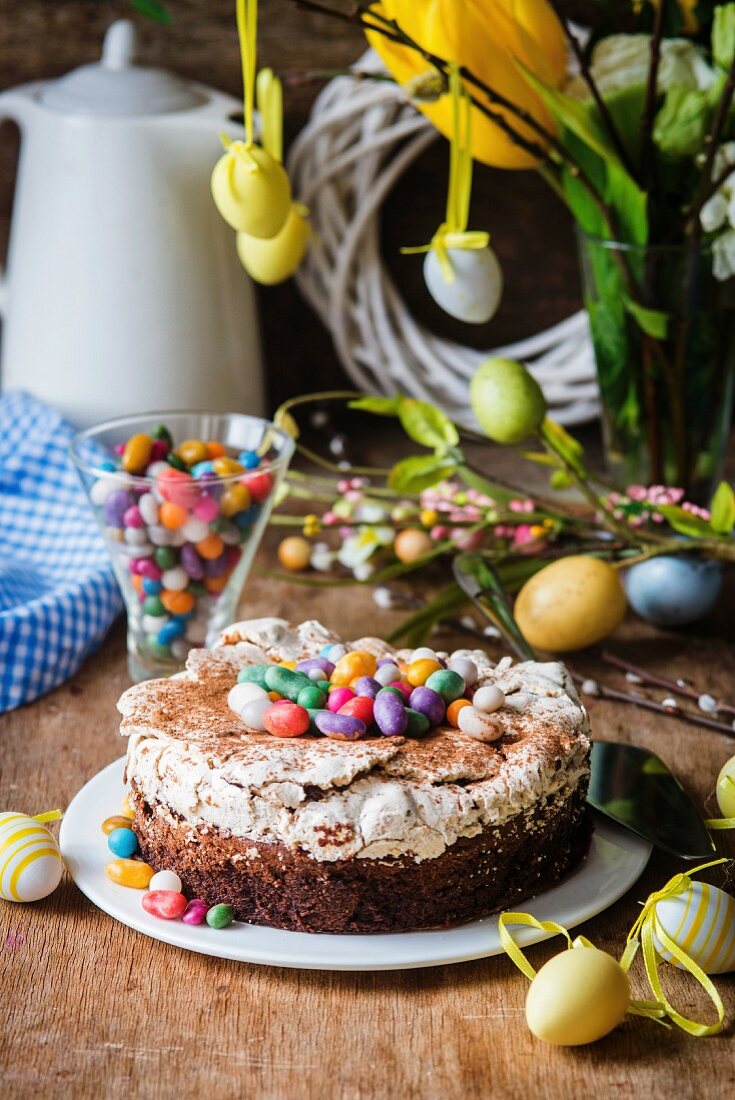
[2,433,734,1100]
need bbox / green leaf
[658,505,714,538]
[605,161,648,246]
[130,0,172,23]
[710,481,735,534]
[623,297,670,339]
[348,396,401,417]
[713,3,735,69]
[387,454,457,494]
[396,398,459,449]
[654,87,711,159]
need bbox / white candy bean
[458,706,503,742]
[240,696,271,731]
[147,524,174,546]
[171,638,190,660]
[125,527,150,546]
[181,517,209,544]
[411,647,437,662]
[146,461,171,479]
[186,621,208,644]
[448,657,479,687]
[149,869,182,893]
[228,682,268,716]
[138,493,159,525]
[162,567,188,591]
[472,685,505,713]
[143,614,169,633]
[90,475,129,505]
[308,668,323,681]
[375,663,401,686]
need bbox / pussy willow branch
[547,0,637,179]
[685,50,735,234]
[639,0,666,187]
[683,160,735,232]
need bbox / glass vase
[71,411,294,683]
[577,231,735,502]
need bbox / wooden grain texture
[1,433,734,1100]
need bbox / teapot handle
[0,90,32,319]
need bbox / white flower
[337,525,394,571]
[713,228,735,281]
[699,142,735,279]
[567,34,718,99]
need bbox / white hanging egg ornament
[652,880,735,975]
[0,812,63,902]
[211,142,291,238]
[525,942,630,1045]
[236,203,309,285]
[715,755,735,817]
[423,245,503,324]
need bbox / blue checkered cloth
[0,392,123,712]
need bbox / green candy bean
[151,424,173,448]
[154,546,177,570]
[143,596,165,616]
[237,664,270,689]
[377,686,404,700]
[297,685,327,710]
[425,669,465,703]
[264,665,311,702]
[405,708,430,737]
[167,453,186,471]
[206,903,234,929]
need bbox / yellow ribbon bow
[619,858,728,1037]
[33,810,63,824]
[401,63,489,281]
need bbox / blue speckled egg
[624,555,723,627]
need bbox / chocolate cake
[119,618,592,934]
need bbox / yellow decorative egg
[653,880,735,975]
[211,142,291,238]
[0,812,63,903]
[236,203,309,285]
[525,941,630,1045]
[514,556,627,652]
[715,756,735,817]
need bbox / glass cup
[70,411,294,683]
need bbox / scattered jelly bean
[154,546,177,570]
[315,711,367,741]
[448,657,478,686]
[411,647,437,662]
[242,469,273,503]
[228,681,268,715]
[338,696,374,725]
[204,553,230,579]
[149,439,169,462]
[404,708,430,737]
[388,680,413,702]
[161,566,188,591]
[330,651,378,686]
[374,663,401,686]
[425,669,466,703]
[263,702,310,737]
[295,657,335,678]
[142,577,163,595]
[206,441,226,459]
[193,494,220,522]
[104,488,135,527]
[121,794,134,818]
[446,698,472,727]
[377,686,404,701]
[142,890,188,919]
[457,706,503,742]
[101,815,135,835]
[206,903,234,929]
[264,665,310,702]
[406,658,443,686]
[158,619,186,645]
[374,691,408,737]
[149,869,183,893]
[297,684,327,710]
[123,505,144,528]
[238,665,270,689]
[472,685,506,713]
[241,696,271,731]
[220,484,251,517]
[157,468,200,508]
[353,676,381,699]
[191,460,215,479]
[212,456,244,476]
[181,516,210,544]
[176,439,209,467]
[107,827,138,858]
[106,859,154,889]
[143,595,165,616]
[152,423,173,447]
[196,533,225,560]
[139,559,162,581]
[408,686,446,726]
[182,900,209,925]
[327,687,355,712]
[161,589,196,616]
[159,501,188,529]
[238,450,260,469]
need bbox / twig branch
[639,0,666,186]
[572,674,735,737]
[599,650,735,718]
[548,1,637,179]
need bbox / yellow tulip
[365,0,567,169]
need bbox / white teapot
[0,20,264,426]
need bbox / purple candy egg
[104,489,135,527]
[314,711,367,741]
[408,686,446,727]
[180,544,205,580]
[354,676,381,699]
[373,691,408,737]
[205,553,230,579]
[296,657,336,677]
[377,657,397,669]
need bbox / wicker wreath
[288,50,599,427]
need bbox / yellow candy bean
[105,859,154,889]
[101,815,135,836]
[331,650,377,686]
[122,433,153,474]
[406,658,443,686]
[176,439,209,467]
[213,456,245,476]
[121,794,134,819]
[278,661,297,670]
[220,483,251,517]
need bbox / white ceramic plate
[60,757,651,972]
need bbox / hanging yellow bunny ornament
[236,68,310,284]
[211,0,291,239]
[402,65,502,324]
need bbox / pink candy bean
[182,899,209,925]
[123,505,144,528]
[327,687,355,712]
[139,559,163,580]
[150,439,169,462]
[193,495,220,523]
[157,469,201,508]
[389,681,413,702]
[142,890,188,920]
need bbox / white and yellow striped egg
[653,880,735,975]
[0,812,63,902]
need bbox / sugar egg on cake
[118,618,592,934]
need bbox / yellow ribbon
[401,63,489,281]
[619,858,728,1037]
[256,67,283,163]
[498,912,667,1026]
[704,775,735,830]
[236,0,258,148]
[32,810,63,824]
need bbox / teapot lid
[40,20,206,116]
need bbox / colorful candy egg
[525,942,630,1045]
[0,812,63,902]
[211,142,291,238]
[716,756,735,817]
[236,203,309,285]
[424,245,503,324]
[514,556,627,652]
[625,556,723,627]
[652,880,735,974]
